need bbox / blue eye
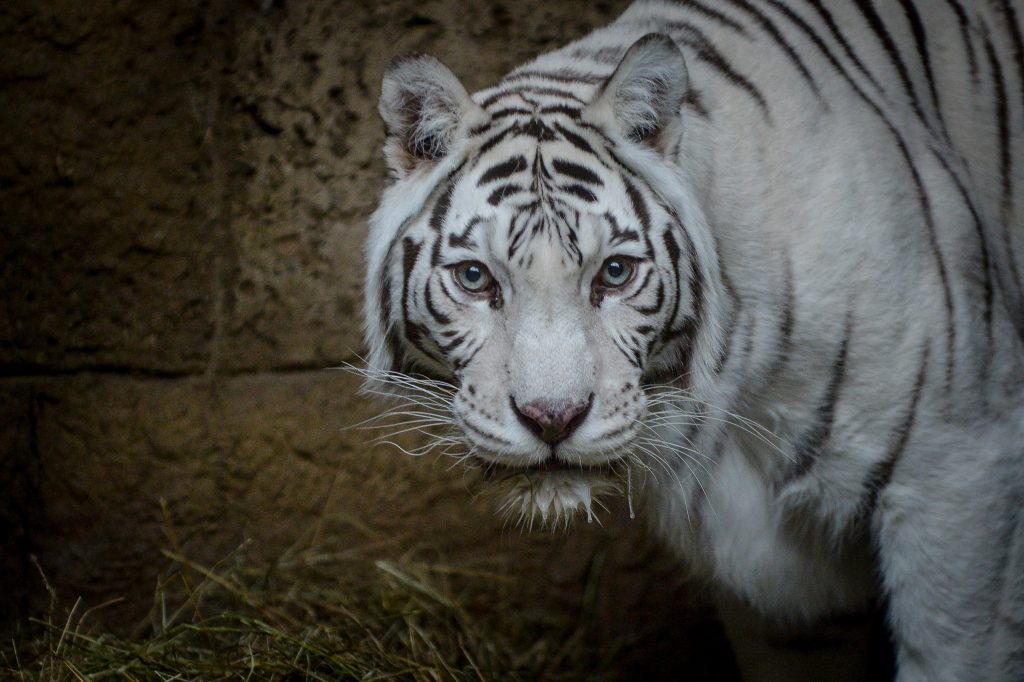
[454,261,494,292]
[599,257,634,287]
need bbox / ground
[0,1,739,678]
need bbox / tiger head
[363,35,726,525]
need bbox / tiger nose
[511,395,594,445]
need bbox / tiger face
[364,35,724,523]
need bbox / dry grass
[2,512,621,681]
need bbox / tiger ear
[586,33,689,154]
[379,54,485,180]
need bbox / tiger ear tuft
[379,54,483,179]
[587,34,689,154]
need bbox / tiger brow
[448,217,483,250]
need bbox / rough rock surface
[1,1,737,677]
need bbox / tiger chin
[361,2,1024,681]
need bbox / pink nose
[511,395,593,445]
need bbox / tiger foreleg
[875,440,1024,682]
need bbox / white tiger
[361,1,1024,679]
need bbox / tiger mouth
[479,456,622,478]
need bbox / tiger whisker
[635,437,717,521]
[642,387,792,460]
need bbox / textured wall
[1,1,735,676]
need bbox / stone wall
[1,1,735,676]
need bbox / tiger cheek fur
[363,3,1024,681]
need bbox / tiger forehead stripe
[552,122,597,155]
[551,159,604,186]
[621,175,651,232]
[477,155,528,185]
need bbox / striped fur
[364,2,1024,679]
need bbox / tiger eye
[598,257,634,288]
[454,261,493,292]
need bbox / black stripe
[613,332,644,369]
[714,301,740,374]
[551,158,603,186]
[662,224,703,383]
[468,118,492,137]
[929,148,994,373]
[401,237,422,327]
[762,0,882,112]
[395,236,419,360]
[437,275,463,308]
[449,217,482,251]
[623,268,654,302]
[507,210,531,261]
[943,0,978,80]
[405,322,438,362]
[611,230,641,245]
[898,0,948,136]
[788,309,854,479]
[560,184,597,202]
[428,180,455,232]
[519,118,556,141]
[487,183,524,206]
[760,0,956,385]
[737,312,757,373]
[622,176,651,233]
[665,21,771,117]
[538,104,583,118]
[803,0,885,95]
[480,85,586,109]
[775,251,795,369]
[852,0,927,123]
[626,330,648,369]
[683,88,710,118]
[661,227,684,333]
[862,342,929,513]
[576,119,617,148]
[400,238,437,362]
[424,278,451,325]
[429,228,444,266]
[460,416,513,445]
[762,0,906,148]
[477,124,517,155]
[594,420,636,442]
[608,213,641,245]
[785,12,960,396]
[722,0,821,99]
[439,333,467,353]
[676,0,749,34]
[570,46,627,65]
[452,340,483,371]
[487,107,533,121]
[477,155,527,185]
[893,132,957,392]
[503,68,604,85]
[683,228,705,336]
[380,266,403,371]
[986,37,1024,304]
[553,122,597,155]
[634,280,665,316]
[998,0,1024,108]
